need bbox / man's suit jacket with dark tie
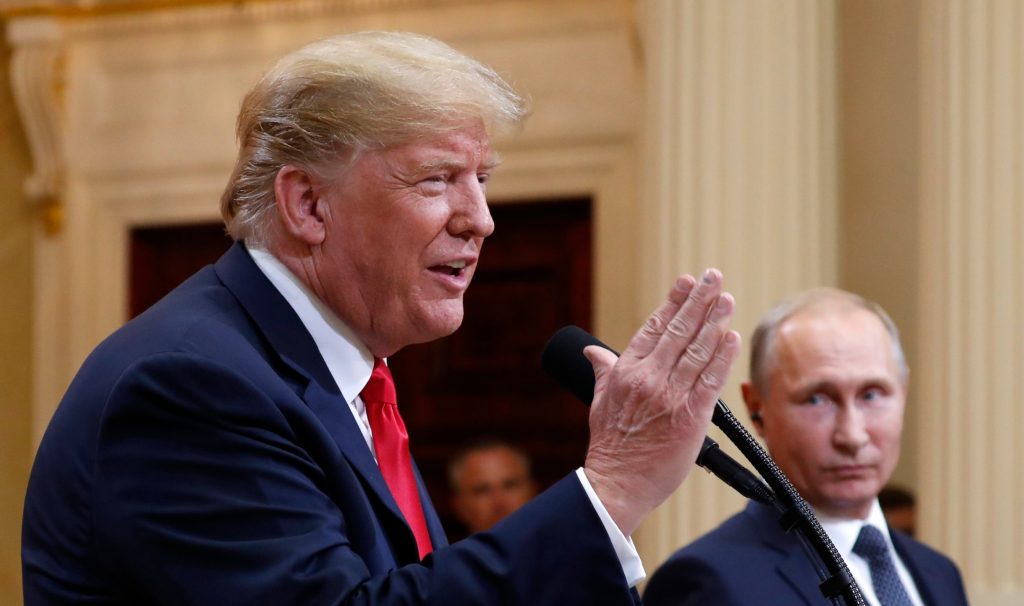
[642,500,969,606]
[23,243,636,605]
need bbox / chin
[411,306,465,343]
[825,490,877,514]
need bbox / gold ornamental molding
[0,0,511,35]
[7,16,66,235]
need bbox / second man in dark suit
[644,288,969,606]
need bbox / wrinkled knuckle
[665,316,695,339]
[642,313,667,336]
[697,371,720,389]
[685,341,712,365]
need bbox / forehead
[461,448,525,474]
[377,124,496,169]
[770,307,900,386]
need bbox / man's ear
[741,381,766,437]
[274,165,328,245]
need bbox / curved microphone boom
[540,325,774,505]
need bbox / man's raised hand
[583,270,742,536]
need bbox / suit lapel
[214,243,425,560]
[413,461,447,549]
[891,531,943,605]
[747,502,828,605]
[302,380,421,561]
[215,243,336,390]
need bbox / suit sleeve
[92,352,634,606]
[643,555,746,606]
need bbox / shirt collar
[246,244,375,403]
[813,499,894,558]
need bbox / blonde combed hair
[220,31,528,244]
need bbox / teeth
[446,260,467,269]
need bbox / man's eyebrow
[415,155,502,173]
[791,380,835,397]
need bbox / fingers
[623,275,697,360]
[640,269,725,372]
[671,292,735,381]
[583,345,619,391]
[683,329,742,414]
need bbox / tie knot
[853,525,890,560]
[361,357,397,407]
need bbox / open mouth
[430,260,467,277]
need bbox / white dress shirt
[247,245,645,586]
[815,500,925,606]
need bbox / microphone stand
[712,399,866,606]
[538,325,864,604]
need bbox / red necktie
[360,358,433,559]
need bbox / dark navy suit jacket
[23,242,636,605]
[643,501,969,605]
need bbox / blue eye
[806,394,824,406]
[862,388,883,401]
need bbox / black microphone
[541,325,774,505]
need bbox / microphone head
[540,325,617,406]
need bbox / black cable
[712,400,866,605]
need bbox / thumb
[583,345,618,393]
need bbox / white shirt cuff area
[574,467,646,587]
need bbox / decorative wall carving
[8,17,65,234]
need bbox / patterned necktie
[360,358,433,559]
[853,525,913,606]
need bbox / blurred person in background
[879,485,917,537]
[448,439,538,534]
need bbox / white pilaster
[633,0,838,571]
[918,1,1024,602]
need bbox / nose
[832,404,870,454]
[448,176,494,238]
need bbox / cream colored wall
[915,2,1024,602]
[837,0,922,489]
[634,0,840,564]
[839,2,1024,602]
[0,29,33,606]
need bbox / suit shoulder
[672,508,766,561]
[895,531,961,570]
[644,509,776,606]
[894,532,970,605]
[88,268,267,373]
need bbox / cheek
[395,203,450,240]
[774,423,831,468]
[874,426,904,457]
[870,411,904,448]
[767,414,817,450]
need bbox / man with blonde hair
[23,32,741,605]
[644,288,968,605]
